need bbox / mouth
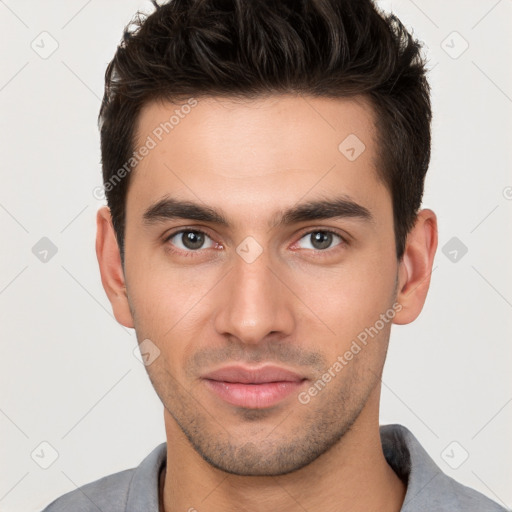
[201,365,308,409]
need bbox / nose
[213,246,296,345]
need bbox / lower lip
[203,379,306,409]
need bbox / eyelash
[163,228,348,259]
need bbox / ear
[393,208,438,325]
[95,206,134,328]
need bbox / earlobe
[95,206,135,328]
[393,209,438,325]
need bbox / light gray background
[0,1,511,511]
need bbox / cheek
[293,249,397,344]
[126,260,220,334]
[126,267,214,381]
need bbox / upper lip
[201,365,306,384]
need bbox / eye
[166,229,217,252]
[295,230,345,251]
[163,228,346,257]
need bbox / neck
[160,393,406,512]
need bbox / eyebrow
[142,195,374,229]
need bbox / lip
[202,365,305,384]
[201,365,308,409]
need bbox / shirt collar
[126,441,167,511]
[381,423,456,511]
[125,424,448,512]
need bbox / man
[42,0,506,510]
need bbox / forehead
[127,94,389,225]
[134,94,377,170]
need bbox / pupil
[183,231,204,249]
[312,231,332,250]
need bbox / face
[104,95,412,476]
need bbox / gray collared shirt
[41,424,507,511]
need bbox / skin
[96,94,437,512]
